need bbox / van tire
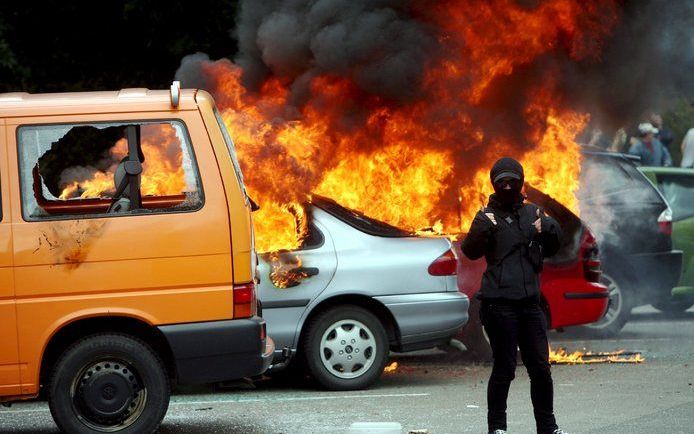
[48,334,170,434]
[302,305,388,391]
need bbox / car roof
[581,146,641,162]
[0,88,199,118]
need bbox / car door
[653,171,694,287]
[258,213,337,351]
[0,120,21,396]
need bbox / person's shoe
[552,429,569,434]
[488,430,507,434]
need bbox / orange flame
[383,362,399,373]
[117,0,623,254]
[549,347,644,364]
[200,0,620,253]
[58,124,188,201]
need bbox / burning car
[457,184,609,359]
[257,196,469,391]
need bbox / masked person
[462,157,567,434]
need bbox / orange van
[0,83,273,433]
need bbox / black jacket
[462,195,562,300]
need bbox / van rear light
[428,249,458,276]
[233,282,257,318]
[658,207,673,236]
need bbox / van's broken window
[18,121,202,220]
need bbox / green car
[639,166,694,311]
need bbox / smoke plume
[568,0,694,128]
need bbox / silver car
[258,196,469,390]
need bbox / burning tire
[580,271,632,337]
[302,305,388,390]
[48,334,170,434]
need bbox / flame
[198,0,620,253]
[58,124,188,201]
[384,362,399,374]
[549,347,644,364]
[265,250,314,289]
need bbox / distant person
[587,127,610,149]
[608,128,628,153]
[462,157,567,434]
[650,112,675,150]
[628,123,672,166]
[681,128,694,168]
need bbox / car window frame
[16,118,206,223]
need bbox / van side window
[18,121,203,220]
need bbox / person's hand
[534,209,542,233]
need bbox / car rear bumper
[159,317,274,385]
[628,250,683,300]
[374,292,469,352]
[542,279,609,329]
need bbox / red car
[455,186,609,359]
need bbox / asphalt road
[2,306,693,434]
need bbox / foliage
[0,0,238,92]
[663,98,694,166]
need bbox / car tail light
[233,282,257,318]
[428,249,458,276]
[658,207,673,236]
[581,228,602,283]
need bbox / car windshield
[311,196,413,237]
[654,174,694,221]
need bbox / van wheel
[580,272,632,337]
[48,334,170,434]
[302,305,388,391]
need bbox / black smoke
[177,0,437,104]
[567,0,694,128]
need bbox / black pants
[481,300,558,434]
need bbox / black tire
[48,334,170,434]
[651,300,694,314]
[458,297,493,362]
[579,271,633,338]
[301,305,389,391]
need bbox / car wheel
[302,305,389,391]
[48,334,170,434]
[580,272,632,337]
[651,300,694,314]
[458,297,493,362]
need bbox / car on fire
[638,166,694,310]
[456,184,610,359]
[577,149,683,336]
[257,195,469,391]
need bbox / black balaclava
[490,157,524,208]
